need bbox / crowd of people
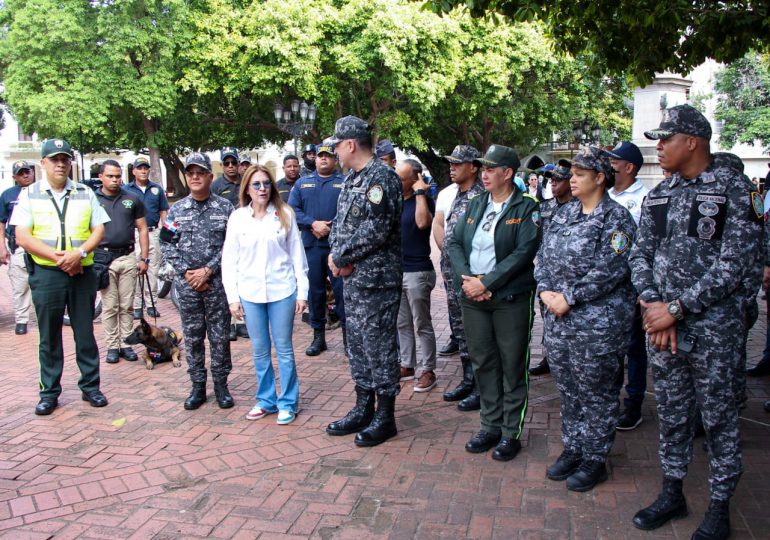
[2,105,770,540]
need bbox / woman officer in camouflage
[535,145,637,492]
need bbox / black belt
[147,226,157,231]
[97,245,134,258]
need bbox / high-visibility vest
[28,182,94,266]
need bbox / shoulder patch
[531,211,541,227]
[367,185,383,205]
[151,187,160,196]
[121,199,134,209]
[611,232,630,255]
[751,191,764,220]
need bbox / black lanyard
[46,189,71,251]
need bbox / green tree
[714,53,770,149]
[426,0,769,85]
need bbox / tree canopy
[0,0,632,191]
[714,53,770,150]
[426,0,769,86]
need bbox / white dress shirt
[222,203,309,304]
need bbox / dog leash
[139,273,158,325]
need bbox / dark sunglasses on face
[251,181,271,190]
[223,160,238,166]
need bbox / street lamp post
[274,99,317,156]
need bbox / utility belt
[95,244,135,259]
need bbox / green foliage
[714,53,770,149]
[426,0,769,85]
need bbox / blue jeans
[242,293,299,413]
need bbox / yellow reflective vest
[28,181,94,266]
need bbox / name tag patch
[505,218,522,225]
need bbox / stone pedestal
[633,72,693,186]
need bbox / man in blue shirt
[124,156,170,319]
[289,142,346,356]
[0,160,35,334]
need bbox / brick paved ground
[1,265,769,539]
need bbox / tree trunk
[410,146,451,189]
[141,115,164,183]
[162,151,188,196]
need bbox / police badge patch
[122,200,134,209]
[367,185,383,205]
[610,232,630,254]
[151,187,160,196]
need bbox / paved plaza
[0,269,769,539]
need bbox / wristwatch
[667,300,685,321]
[141,258,150,264]
[414,189,426,196]
[78,248,88,259]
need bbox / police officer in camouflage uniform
[629,105,764,540]
[325,116,403,447]
[160,153,235,411]
[438,145,485,411]
[529,159,573,377]
[536,146,636,492]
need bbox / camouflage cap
[328,116,370,144]
[133,156,150,168]
[644,104,712,140]
[41,138,73,159]
[239,154,252,164]
[545,158,572,181]
[316,142,336,156]
[220,147,239,162]
[712,152,744,174]
[185,152,212,172]
[12,160,33,175]
[443,144,481,164]
[473,144,520,171]
[375,139,395,158]
[573,145,615,183]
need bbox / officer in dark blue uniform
[289,142,346,356]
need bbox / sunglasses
[223,160,238,166]
[481,211,497,232]
[251,181,271,190]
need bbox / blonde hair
[238,165,292,231]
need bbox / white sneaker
[246,405,274,421]
[276,410,296,425]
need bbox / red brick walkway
[0,270,769,539]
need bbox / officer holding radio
[629,105,764,540]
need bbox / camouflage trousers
[545,330,626,462]
[649,335,743,501]
[734,298,759,410]
[440,256,470,364]
[343,283,400,397]
[176,276,232,384]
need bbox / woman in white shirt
[222,165,309,425]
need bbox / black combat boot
[305,328,327,356]
[691,499,730,540]
[546,449,582,481]
[443,359,474,401]
[566,460,608,492]
[457,383,481,411]
[633,477,688,530]
[213,380,234,409]
[184,382,207,410]
[355,394,397,447]
[326,386,375,435]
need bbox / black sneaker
[616,406,643,431]
[438,339,459,356]
[133,309,143,320]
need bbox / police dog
[124,318,182,370]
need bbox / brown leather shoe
[399,367,415,381]
[414,371,437,393]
